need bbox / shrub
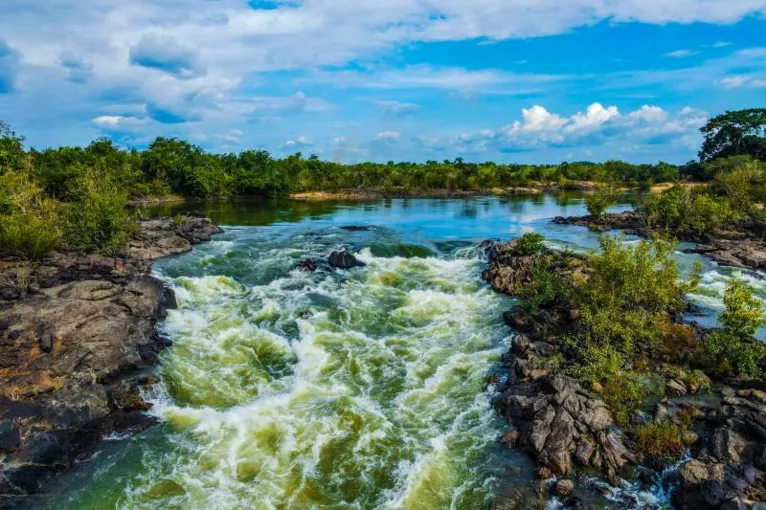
[62,169,135,255]
[641,185,741,234]
[515,232,546,255]
[704,280,766,379]
[518,263,573,313]
[635,421,686,460]
[0,168,61,258]
[585,186,620,217]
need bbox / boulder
[328,251,365,269]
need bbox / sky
[0,1,765,164]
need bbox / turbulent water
[49,196,766,509]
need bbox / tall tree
[699,108,766,162]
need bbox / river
[46,195,765,509]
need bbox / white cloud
[664,49,696,58]
[375,131,401,139]
[720,75,766,89]
[565,103,620,133]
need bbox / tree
[585,186,620,217]
[0,121,25,174]
[705,280,766,379]
[699,108,766,162]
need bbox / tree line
[1,107,764,258]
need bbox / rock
[679,460,710,485]
[511,335,531,355]
[297,259,317,272]
[0,214,221,501]
[654,403,671,423]
[712,428,748,464]
[575,441,595,466]
[537,467,553,479]
[328,251,364,269]
[503,308,535,333]
[553,479,575,497]
[499,430,520,449]
[591,382,604,394]
[0,422,21,453]
[666,379,688,396]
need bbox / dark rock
[297,259,318,272]
[0,422,20,453]
[339,225,372,231]
[503,308,535,333]
[328,251,364,269]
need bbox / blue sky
[0,1,765,164]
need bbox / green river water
[45,195,765,510]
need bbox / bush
[0,168,61,258]
[518,263,573,313]
[585,186,620,217]
[62,170,135,255]
[641,185,741,234]
[704,280,766,379]
[635,421,686,460]
[515,232,546,255]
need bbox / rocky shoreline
[0,213,222,507]
[553,211,766,271]
[483,238,766,509]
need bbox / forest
[1,108,765,258]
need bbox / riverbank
[0,213,222,506]
[553,211,766,270]
[482,237,766,509]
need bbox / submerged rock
[328,250,365,269]
[297,259,318,272]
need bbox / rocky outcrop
[686,238,766,270]
[553,211,766,271]
[0,213,221,505]
[496,340,637,485]
[672,387,766,509]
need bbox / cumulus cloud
[57,51,93,83]
[129,33,205,78]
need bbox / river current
[49,195,765,509]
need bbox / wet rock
[666,379,688,396]
[499,430,520,449]
[0,422,20,453]
[297,259,317,272]
[339,225,372,231]
[328,250,365,269]
[553,479,575,497]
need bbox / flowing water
[47,195,766,509]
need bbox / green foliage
[585,186,620,217]
[62,170,135,255]
[570,343,645,426]
[0,121,26,174]
[515,232,546,255]
[708,156,766,215]
[641,185,741,234]
[635,421,686,460]
[700,108,766,162]
[704,281,766,379]
[0,168,61,258]
[518,263,573,313]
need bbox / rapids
[47,196,765,509]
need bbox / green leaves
[699,108,766,162]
